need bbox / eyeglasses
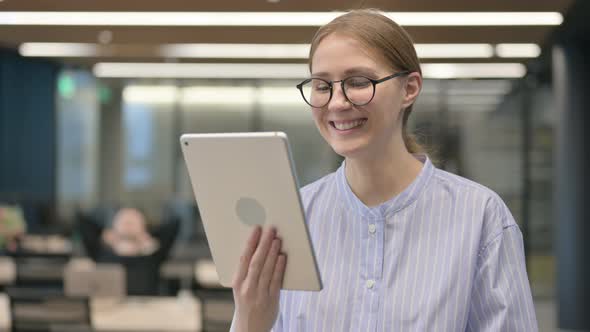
[296,71,411,108]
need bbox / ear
[401,72,422,108]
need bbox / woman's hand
[232,226,286,332]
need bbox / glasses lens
[300,78,331,107]
[343,76,374,105]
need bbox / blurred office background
[0,0,589,331]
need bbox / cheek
[372,93,403,121]
[311,109,325,127]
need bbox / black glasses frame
[296,70,411,108]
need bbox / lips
[330,118,368,131]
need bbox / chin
[329,139,369,159]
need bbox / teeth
[333,119,366,130]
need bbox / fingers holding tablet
[232,226,286,332]
[258,237,281,291]
[246,227,276,284]
[232,225,262,286]
[270,253,287,297]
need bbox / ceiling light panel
[0,12,563,27]
[95,62,527,79]
[160,44,309,59]
[22,42,539,60]
[94,63,309,79]
[496,43,542,58]
[421,63,526,79]
[415,44,494,58]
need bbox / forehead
[311,33,389,76]
[115,210,143,223]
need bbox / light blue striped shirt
[271,154,537,331]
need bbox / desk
[91,295,202,332]
[161,259,223,290]
[0,293,11,332]
[49,324,93,332]
[194,260,222,289]
[160,261,194,294]
[16,257,66,284]
[169,242,211,262]
[19,235,72,256]
[64,259,126,298]
[11,297,88,329]
[0,257,16,285]
[160,261,194,281]
[202,297,234,332]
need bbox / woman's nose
[327,84,350,112]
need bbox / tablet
[180,132,322,291]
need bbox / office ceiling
[0,0,574,67]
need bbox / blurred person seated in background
[101,208,159,257]
[78,207,179,295]
[0,204,26,253]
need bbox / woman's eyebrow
[344,67,378,76]
[311,71,329,78]
[311,67,378,79]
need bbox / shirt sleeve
[229,311,237,332]
[270,310,283,332]
[466,225,538,331]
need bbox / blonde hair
[308,9,425,154]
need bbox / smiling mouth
[330,118,368,131]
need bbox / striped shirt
[232,154,538,331]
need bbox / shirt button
[368,224,376,234]
[366,279,375,289]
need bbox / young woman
[231,9,537,331]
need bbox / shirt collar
[336,154,434,220]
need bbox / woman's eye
[347,78,371,88]
[314,84,331,93]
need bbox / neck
[344,141,424,207]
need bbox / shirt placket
[358,216,384,332]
